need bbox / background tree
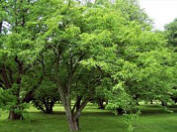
[165,18,177,104]
[0,0,43,120]
[32,80,60,114]
[165,18,177,47]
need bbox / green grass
[0,104,177,132]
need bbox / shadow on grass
[139,104,177,115]
[35,111,115,117]
[28,104,177,117]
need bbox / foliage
[122,113,139,132]
[0,0,177,131]
[165,18,177,47]
[165,18,177,104]
[32,81,60,114]
[0,0,42,119]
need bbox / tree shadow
[139,104,177,115]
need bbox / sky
[138,0,177,30]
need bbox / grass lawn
[0,104,177,132]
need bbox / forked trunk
[67,116,79,131]
[65,108,80,132]
[8,110,23,120]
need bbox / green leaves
[165,18,177,47]
[0,0,176,124]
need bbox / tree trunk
[43,99,54,114]
[161,101,167,106]
[116,108,125,115]
[65,109,79,132]
[45,103,54,114]
[174,98,177,103]
[171,97,177,103]
[68,116,79,132]
[8,111,23,120]
[98,98,105,109]
[0,21,2,34]
[150,100,153,104]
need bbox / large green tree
[0,0,44,120]
[28,0,132,130]
[1,0,176,132]
[165,18,177,103]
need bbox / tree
[100,11,176,113]
[0,0,43,120]
[31,0,174,130]
[165,19,177,104]
[32,80,60,114]
[165,18,177,47]
[1,0,175,131]
[29,0,128,130]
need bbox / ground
[0,104,177,132]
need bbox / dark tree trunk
[161,101,167,106]
[171,97,177,103]
[45,100,55,114]
[97,98,105,109]
[150,100,153,104]
[106,100,108,105]
[116,108,125,115]
[8,111,23,120]
[45,107,53,114]
[0,21,2,34]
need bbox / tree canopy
[0,0,177,131]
